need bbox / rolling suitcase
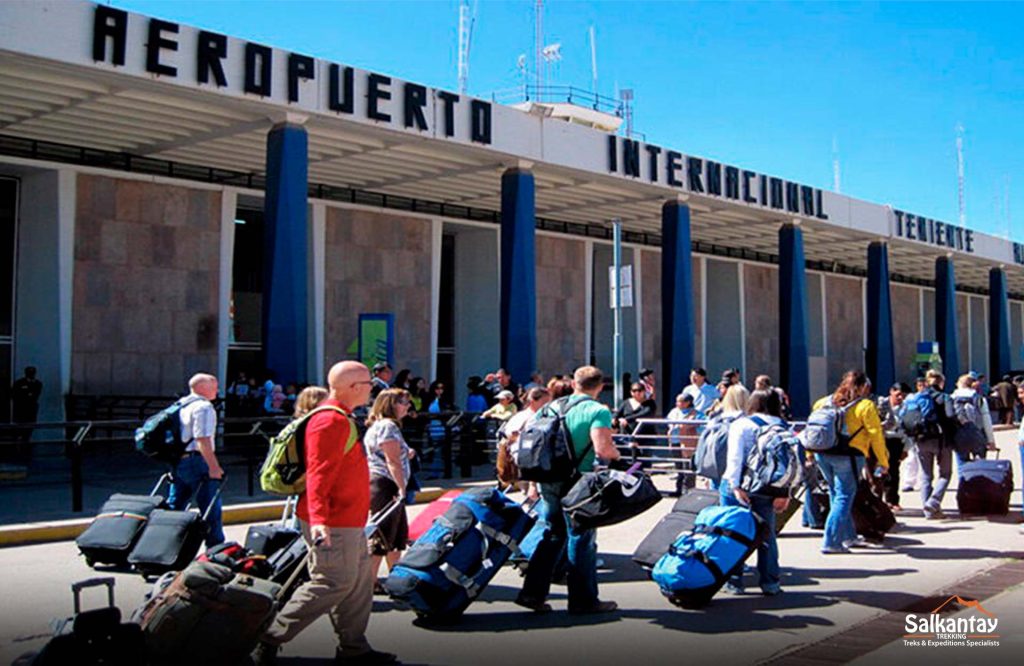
[852,481,895,542]
[244,495,300,558]
[957,457,1013,516]
[651,504,766,608]
[128,479,225,579]
[632,488,720,570]
[407,489,461,543]
[76,475,170,568]
[385,487,534,622]
[30,578,144,666]
[135,560,281,664]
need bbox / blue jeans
[167,453,225,547]
[815,454,862,551]
[520,482,598,609]
[718,480,780,591]
[917,438,951,510]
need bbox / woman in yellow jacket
[812,370,888,554]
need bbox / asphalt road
[1,433,1022,665]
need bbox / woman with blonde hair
[292,385,328,418]
[364,388,415,589]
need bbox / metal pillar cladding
[935,256,960,388]
[612,219,624,405]
[660,201,694,410]
[261,123,309,385]
[779,223,811,418]
[866,242,896,392]
[989,267,1012,379]
[499,168,537,385]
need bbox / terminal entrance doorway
[226,204,264,413]
[0,178,15,423]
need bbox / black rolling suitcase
[29,578,144,666]
[852,481,895,542]
[76,475,170,568]
[245,495,300,558]
[957,457,1013,516]
[632,488,720,569]
[128,479,225,579]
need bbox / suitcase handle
[71,577,115,614]
[199,477,226,523]
[150,473,172,498]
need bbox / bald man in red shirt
[256,361,396,665]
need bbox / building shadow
[780,567,916,587]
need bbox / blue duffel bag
[651,504,765,609]
[385,487,535,622]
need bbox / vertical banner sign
[608,265,634,308]
[358,313,394,369]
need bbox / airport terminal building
[2,1,1024,420]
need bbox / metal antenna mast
[535,0,543,99]
[589,25,598,95]
[956,122,966,226]
[832,136,841,193]
[457,0,475,96]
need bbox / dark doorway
[227,205,264,399]
[0,178,16,423]
[436,234,456,392]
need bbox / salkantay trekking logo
[903,596,1000,648]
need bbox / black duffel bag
[561,464,661,531]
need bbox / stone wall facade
[825,275,864,387]
[743,263,779,381]
[641,250,704,393]
[72,175,221,395]
[323,207,432,379]
[891,284,921,383]
[536,235,586,376]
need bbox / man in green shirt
[516,366,621,615]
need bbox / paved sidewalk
[0,433,1021,665]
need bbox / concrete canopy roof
[0,5,1020,296]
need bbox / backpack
[899,389,942,440]
[740,416,803,497]
[951,394,988,458]
[259,406,356,497]
[516,396,594,483]
[799,398,864,453]
[134,396,203,464]
[693,413,740,482]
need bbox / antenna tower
[535,0,543,99]
[832,136,841,193]
[589,25,598,95]
[956,123,966,226]
[620,89,634,138]
[457,0,475,96]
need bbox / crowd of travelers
[148,358,1024,665]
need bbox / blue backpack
[651,504,766,608]
[385,488,534,621]
[900,389,942,439]
[693,413,739,482]
[740,417,803,497]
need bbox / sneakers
[252,642,279,666]
[335,649,398,665]
[567,600,618,615]
[821,546,850,554]
[760,584,783,597]
[514,593,552,614]
[923,502,946,520]
[723,581,746,595]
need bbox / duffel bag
[561,465,662,531]
[385,487,534,621]
[651,505,766,609]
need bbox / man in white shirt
[167,373,225,547]
[682,368,719,414]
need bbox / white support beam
[217,188,239,390]
[137,118,270,156]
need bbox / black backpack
[134,396,201,464]
[516,396,594,483]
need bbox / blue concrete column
[661,201,695,409]
[866,241,896,392]
[261,123,309,384]
[935,256,960,387]
[499,168,536,384]
[779,223,811,417]
[989,267,1011,380]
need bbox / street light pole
[613,218,623,404]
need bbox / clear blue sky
[110,0,1023,240]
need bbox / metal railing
[0,410,501,514]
